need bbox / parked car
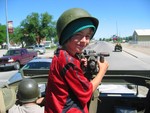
[34,45,46,54]
[0,48,37,70]
[44,41,51,48]
[26,45,35,50]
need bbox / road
[0,41,150,86]
[87,41,150,70]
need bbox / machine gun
[81,50,110,80]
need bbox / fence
[129,41,150,47]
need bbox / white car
[34,45,46,54]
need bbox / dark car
[6,57,52,85]
[114,43,122,52]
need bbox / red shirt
[45,49,93,113]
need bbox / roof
[134,29,150,36]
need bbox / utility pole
[5,0,10,50]
[116,21,118,37]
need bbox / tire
[14,61,20,70]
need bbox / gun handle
[100,55,104,63]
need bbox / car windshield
[23,62,51,69]
[5,50,20,55]
[39,45,43,47]
[35,45,44,47]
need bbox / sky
[0,0,150,39]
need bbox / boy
[45,8,109,113]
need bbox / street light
[5,0,10,50]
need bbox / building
[133,29,150,41]
[132,29,150,47]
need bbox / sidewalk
[122,43,150,65]
[122,43,150,56]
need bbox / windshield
[23,62,51,69]
[35,45,44,47]
[5,50,21,56]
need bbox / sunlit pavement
[0,49,7,57]
[38,49,54,58]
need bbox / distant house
[133,29,150,41]
[132,29,150,46]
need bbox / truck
[0,48,37,70]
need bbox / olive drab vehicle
[1,66,150,113]
[114,43,122,52]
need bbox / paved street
[0,42,150,57]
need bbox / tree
[20,12,56,45]
[10,26,34,47]
[0,24,6,45]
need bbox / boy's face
[66,28,94,55]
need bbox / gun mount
[82,50,110,80]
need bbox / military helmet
[57,8,99,45]
[17,79,40,103]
